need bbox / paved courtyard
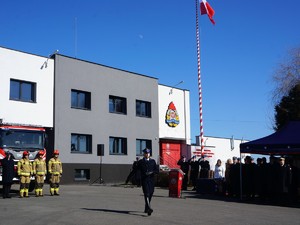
[0,184,299,225]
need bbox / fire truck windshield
[0,129,44,149]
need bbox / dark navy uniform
[1,152,15,198]
[136,148,158,216]
[177,156,189,190]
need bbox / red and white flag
[200,0,215,25]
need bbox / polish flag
[200,0,215,25]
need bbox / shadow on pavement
[182,190,300,209]
[81,208,148,217]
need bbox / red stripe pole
[196,0,204,153]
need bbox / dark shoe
[144,206,148,213]
[147,208,153,216]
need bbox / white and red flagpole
[195,0,204,153]
[196,0,215,154]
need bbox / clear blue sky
[1,0,299,143]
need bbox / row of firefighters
[1,150,62,198]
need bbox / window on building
[9,79,36,102]
[71,133,92,153]
[109,136,127,155]
[136,139,152,156]
[136,100,151,118]
[74,169,90,181]
[109,95,127,114]
[71,89,91,110]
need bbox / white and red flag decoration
[200,0,215,25]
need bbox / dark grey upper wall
[54,55,159,164]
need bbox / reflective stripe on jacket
[17,158,32,176]
[48,158,62,175]
[32,159,47,175]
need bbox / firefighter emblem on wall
[165,101,180,127]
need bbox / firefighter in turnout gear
[32,150,47,197]
[17,151,32,198]
[48,150,62,196]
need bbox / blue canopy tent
[240,121,300,155]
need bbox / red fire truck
[0,123,47,190]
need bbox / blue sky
[1,0,299,143]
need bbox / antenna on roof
[40,50,59,70]
[169,81,184,95]
[74,17,78,58]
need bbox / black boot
[6,185,12,198]
[145,196,153,216]
[3,185,8,198]
[144,205,148,213]
[144,196,148,213]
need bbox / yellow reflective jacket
[32,158,47,175]
[18,158,32,176]
[48,158,62,175]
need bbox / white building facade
[0,47,54,127]
[158,85,191,169]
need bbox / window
[10,79,36,102]
[136,139,152,155]
[109,136,127,155]
[74,169,90,181]
[71,134,92,153]
[109,95,127,114]
[136,100,151,117]
[71,89,91,110]
[0,129,44,149]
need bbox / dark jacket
[137,158,158,195]
[1,156,15,183]
[177,159,189,174]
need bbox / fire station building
[0,46,191,184]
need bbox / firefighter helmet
[53,149,59,155]
[38,150,44,155]
[23,151,29,156]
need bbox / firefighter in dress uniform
[32,150,47,197]
[136,148,158,216]
[48,150,62,196]
[17,151,32,198]
[1,152,15,198]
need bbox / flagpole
[196,0,204,153]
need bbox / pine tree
[274,84,300,130]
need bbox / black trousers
[2,183,12,198]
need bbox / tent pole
[239,152,243,201]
